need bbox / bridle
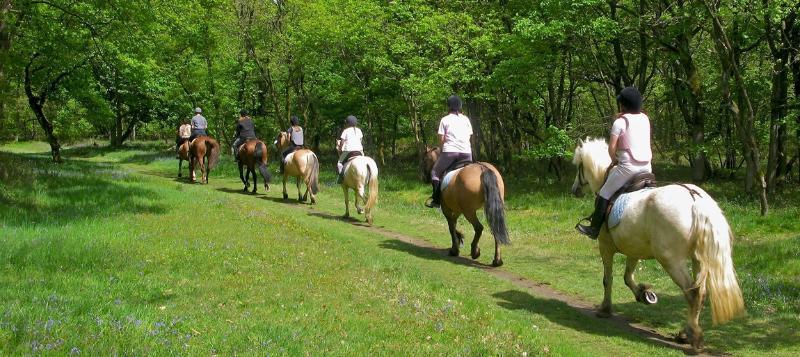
[576,162,589,187]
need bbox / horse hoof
[675,330,690,344]
[366,217,373,225]
[357,208,364,214]
[595,309,612,318]
[644,291,658,305]
[448,248,459,257]
[471,249,481,260]
[492,258,503,267]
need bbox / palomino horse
[424,150,510,266]
[421,146,440,183]
[189,136,221,184]
[237,140,271,194]
[275,132,320,203]
[339,155,379,225]
[177,141,191,178]
[571,138,744,350]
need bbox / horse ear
[577,138,584,147]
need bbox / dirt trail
[148,167,722,356]
[308,210,724,356]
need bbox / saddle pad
[441,168,463,192]
[284,152,295,164]
[608,188,653,229]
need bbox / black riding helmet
[290,115,300,126]
[447,95,462,113]
[345,115,358,127]
[239,109,249,117]
[617,87,642,112]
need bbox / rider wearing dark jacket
[232,109,256,160]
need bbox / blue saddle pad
[608,188,653,228]
[441,168,463,192]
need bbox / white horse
[340,156,379,225]
[571,138,744,351]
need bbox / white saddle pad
[284,152,295,164]
[441,168,464,192]
[608,188,653,228]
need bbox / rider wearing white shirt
[426,95,473,208]
[336,115,364,181]
[577,86,653,239]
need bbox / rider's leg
[576,195,610,239]
[576,165,633,239]
[426,153,456,208]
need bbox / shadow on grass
[491,289,707,355]
[0,152,167,227]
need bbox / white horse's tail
[691,193,745,325]
[364,159,379,223]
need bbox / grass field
[1,141,798,355]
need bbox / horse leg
[463,211,483,260]
[597,237,616,318]
[443,208,460,257]
[342,186,350,219]
[663,258,703,350]
[239,162,247,192]
[297,177,305,202]
[282,174,289,200]
[250,167,257,194]
[178,159,183,178]
[624,257,658,305]
[356,185,365,214]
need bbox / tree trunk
[705,1,768,215]
[766,53,789,192]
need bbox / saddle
[606,172,657,218]
[343,151,363,164]
[442,158,473,178]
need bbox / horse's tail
[691,191,745,325]
[255,141,271,186]
[481,167,510,245]
[307,152,320,194]
[365,158,379,213]
[206,139,220,170]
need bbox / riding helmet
[617,87,642,112]
[346,115,358,127]
[290,115,300,126]
[195,107,202,114]
[447,95,462,113]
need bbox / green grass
[1,141,798,355]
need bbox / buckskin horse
[571,138,744,351]
[275,132,320,203]
[237,140,271,194]
[188,136,221,184]
[339,153,379,225]
[424,149,510,267]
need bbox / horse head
[571,137,611,197]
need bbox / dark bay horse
[237,140,271,194]
[189,136,220,184]
[424,150,510,266]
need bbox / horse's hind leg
[356,185,365,214]
[297,177,305,202]
[239,162,248,192]
[282,174,289,200]
[342,186,350,218]
[663,259,704,350]
[463,211,483,260]
[624,257,657,305]
[178,159,183,178]
[597,237,616,318]
[444,209,460,257]
[250,167,257,194]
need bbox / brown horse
[237,140,271,194]
[421,146,440,183]
[177,141,191,177]
[424,151,510,266]
[189,136,221,184]
[275,132,320,203]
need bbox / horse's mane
[573,137,610,168]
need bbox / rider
[176,118,191,158]
[280,115,304,173]
[336,115,364,183]
[232,109,256,161]
[425,95,473,208]
[189,107,208,141]
[576,86,652,239]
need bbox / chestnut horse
[275,132,320,203]
[424,150,510,266]
[237,140,271,194]
[571,138,744,351]
[189,136,220,184]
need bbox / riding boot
[425,181,441,208]
[576,196,610,239]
